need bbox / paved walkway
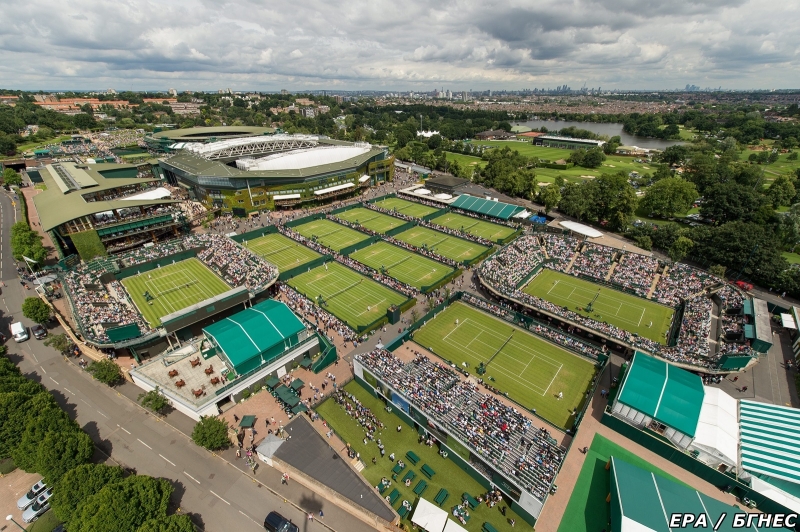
[20,185,58,263]
[0,468,42,527]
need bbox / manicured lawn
[445,152,487,169]
[244,232,322,271]
[524,269,674,344]
[783,252,800,265]
[316,381,525,532]
[557,433,687,532]
[429,212,517,243]
[121,258,231,327]
[393,226,489,263]
[350,241,455,290]
[287,262,409,330]
[336,207,408,234]
[371,196,441,218]
[412,302,596,429]
[292,218,371,252]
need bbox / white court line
[159,454,176,467]
[117,424,131,434]
[239,510,261,527]
[184,471,200,484]
[546,278,646,326]
[443,318,469,341]
[137,438,152,449]
[210,490,230,505]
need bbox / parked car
[263,511,299,532]
[31,324,47,339]
[11,321,29,342]
[22,487,53,523]
[16,479,46,510]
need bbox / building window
[238,200,245,204]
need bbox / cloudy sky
[0,0,798,91]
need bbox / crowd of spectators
[653,263,719,307]
[356,349,566,502]
[277,283,364,345]
[540,234,579,270]
[610,253,660,297]
[188,234,277,291]
[570,242,614,280]
[478,236,545,292]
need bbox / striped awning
[740,400,800,485]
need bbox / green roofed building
[611,352,739,470]
[203,299,306,375]
[450,194,525,220]
[610,456,767,531]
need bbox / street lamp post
[6,515,25,531]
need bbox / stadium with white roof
[158,127,394,213]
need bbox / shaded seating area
[290,378,304,391]
[272,384,302,413]
[265,376,280,390]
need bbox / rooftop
[239,145,372,171]
[150,126,274,141]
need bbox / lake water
[516,119,685,150]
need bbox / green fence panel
[312,333,338,373]
[340,235,382,257]
[384,221,418,237]
[231,225,278,243]
[278,256,332,281]
[367,193,397,204]
[420,268,462,294]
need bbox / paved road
[0,190,378,532]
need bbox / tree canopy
[52,464,125,527]
[638,177,698,218]
[22,297,51,324]
[87,358,123,386]
[191,416,230,450]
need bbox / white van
[11,322,29,342]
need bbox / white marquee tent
[411,498,448,532]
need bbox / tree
[0,136,16,156]
[139,387,170,414]
[659,145,690,166]
[12,406,75,472]
[22,297,51,324]
[700,183,766,225]
[559,182,594,221]
[410,309,419,324]
[191,416,230,450]
[638,178,698,218]
[589,173,637,230]
[2,168,22,186]
[668,236,694,262]
[137,515,196,532]
[37,429,93,484]
[537,184,561,213]
[52,464,125,527]
[44,333,72,354]
[87,358,123,386]
[633,235,652,251]
[0,391,51,459]
[709,264,727,278]
[10,222,47,263]
[70,475,173,532]
[767,175,796,207]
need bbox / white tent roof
[434,193,452,200]
[443,519,468,532]
[274,193,301,200]
[415,188,431,195]
[559,220,603,238]
[314,182,354,195]
[781,313,797,329]
[691,386,739,467]
[359,174,371,183]
[411,498,448,532]
[240,145,370,170]
[121,187,172,201]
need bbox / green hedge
[14,187,29,226]
[421,268,462,294]
[70,230,107,261]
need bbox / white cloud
[0,0,797,89]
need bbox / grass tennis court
[350,241,455,290]
[335,207,407,234]
[292,218,370,252]
[394,226,489,263]
[412,302,596,429]
[287,262,409,330]
[372,196,440,218]
[430,212,517,242]
[121,258,231,327]
[523,269,674,344]
[243,232,322,271]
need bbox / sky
[0,0,798,92]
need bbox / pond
[517,119,686,150]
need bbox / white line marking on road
[30,351,38,363]
[210,490,230,505]
[137,438,152,450]
[117,425,131,435]
[81,399,90,406]
[97,411,108,418]
[64,388,74,395]
[183,471,200,484]
[159,454,176,466]
[50,377,59,385]
[239,510,261,526]
[41,367,46,374]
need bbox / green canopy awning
[291,404,308,414]
[290,378,304,391]
[239,415,256,428]
[744,324,756,339]
[266,376,280,389]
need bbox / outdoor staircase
[604,262,617,281]
[647,273,662,300]
[564,252,579,273]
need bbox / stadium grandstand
[477,233,755,371]
[31,161,185,257]
[157,128,394,213]
[144,125,275,152]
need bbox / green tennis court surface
[243,232,322,271]
[412,301,596,429]
[121,258,231,327]
[523,269,674,344]
[430,212,516,242]
[372,196,440,218]
[287,262,409,330]
[335,207,407,234]
[394,226,489,263]
[349,241,455,290]
[292,218,370,252]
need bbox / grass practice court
[243,232,322,271]
[430,212,517,243]
[349,241,455,290]
[292,218,370,252]
[287,262,409,330]
[412,302,595,429]
[394,226,489,263]
[335,207,408,234]
[372,196,440,218]
[121,258,231,327]
[523,269,674,344]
